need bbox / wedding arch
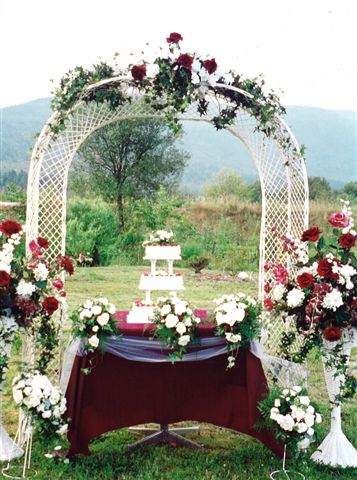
[26,37,309,351]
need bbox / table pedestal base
[127,424,202,452]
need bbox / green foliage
[66,198,120,265]
[308,176,335,200]
[187,255,210,273]
[203,168,258,202]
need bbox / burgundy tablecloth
[66,314,282,457]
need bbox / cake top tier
[144,244,181,260]
[143,230,181,260]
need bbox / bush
[187,255,210,274]
[66,198,120,266]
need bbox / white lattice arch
[26,78,308,348]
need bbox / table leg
[127,424,202,452]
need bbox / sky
[0,0,356,111]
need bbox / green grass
[2,265,357,479]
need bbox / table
[65,313,282,457]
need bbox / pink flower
[52,279,64,290]
[328,211,350,228]
[264,297,273,311]
[271,264,288,285]
[28,240,43,260]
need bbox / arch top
[26,34,309,310]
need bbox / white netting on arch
[26,80,309,356]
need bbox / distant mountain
[1,98,356,190]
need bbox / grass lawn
[2,265,356,479]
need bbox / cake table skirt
[65,346,282,457]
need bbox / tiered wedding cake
[127,230,184,323]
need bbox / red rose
[0,270,11,286]
[166,32,183,44]
[37,237,49,249]
[297,272,315,289]
[323,326,342,342]
[328,211,350,228]
[338,233,356,249]
[42,296,59,315]
[203,58,217,74]
[131,65,147,82]
[301,227,321,242]
[176,53,194,70]
[0,220,22,236]
[317,258,340,279]
[57,255,74,275]
[264,282,271,294]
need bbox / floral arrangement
[152,296,200,361]
[0,219,75,374]
[12,370,68,441]
[76,252,94,267]
[49,33,296,158]
[264,200,357,399]
[71,297,118,353]
[143,230,175,246]
[0,314,18,387]
[258,386,322,454]
[213,293,261,368]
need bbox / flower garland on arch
[49,33,299,159]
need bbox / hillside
[1,98,356,190]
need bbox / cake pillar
[150,260,157,275]
[145,290,151,304]
[168,260,174,275]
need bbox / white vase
[311,328,357,468]
[0,342,23,461]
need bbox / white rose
[13,389,23,404]
[274,399,281,407]
[176,322,187,335]
[222,301,237,314]
[225,332,241,343]
[304,413,315,427]
[277,414,295,431]
[292,386,302,393]
[82,309,93,319]
[42,410,52,419]
[98,297,108,305]
[174,302,187,316]
[92,325,99,332]
[83,300,93,309]
[297,437,310,450]
[88,335,99,349]
[232,308,245,323]
[33,263,49,281]
[92,305,102,316]
[16,279,37,297]
[270,407,279,420]
[24,386,32,396]
[178,334,190,347]
[294,408,305,422]
[0,261,11,273]
[307,427,314,436]
[57,424,68,436]
[147,63,160,77]
[315,413,322,424]
[97,312,110,326]
[272,284,287,302]
[299,396,310,406]
[307,405,315,414]
[108,304,116,315]
[296,422,308,434]
[165,314,179,328]
[161,304,172,316]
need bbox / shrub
[187,255,210,274]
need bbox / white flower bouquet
[71,297,118,353]
[142,230,175,246]
[12,371,68,440]
[257,386,322,454]
[213,293,261,368]
[152,296,200,361]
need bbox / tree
[308,176,334,200]
[73,118,189,231]
[203,167,256,201]
[341,181,357,203]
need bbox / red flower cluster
[338,232,356,249]
[166,32,183,44]
[176,53,194,70]
[323,325,342,342]
[57,255,75,276]
[203,58,217,74]
[42,296,59,315]
[0,271,11,286]
[301,227,321,242]
[0,220,22,236]
[297,272,314,289]
[131,65,147,82]
[317,257,340,280]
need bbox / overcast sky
[0,0,356,110]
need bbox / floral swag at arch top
[26,33,309,349]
